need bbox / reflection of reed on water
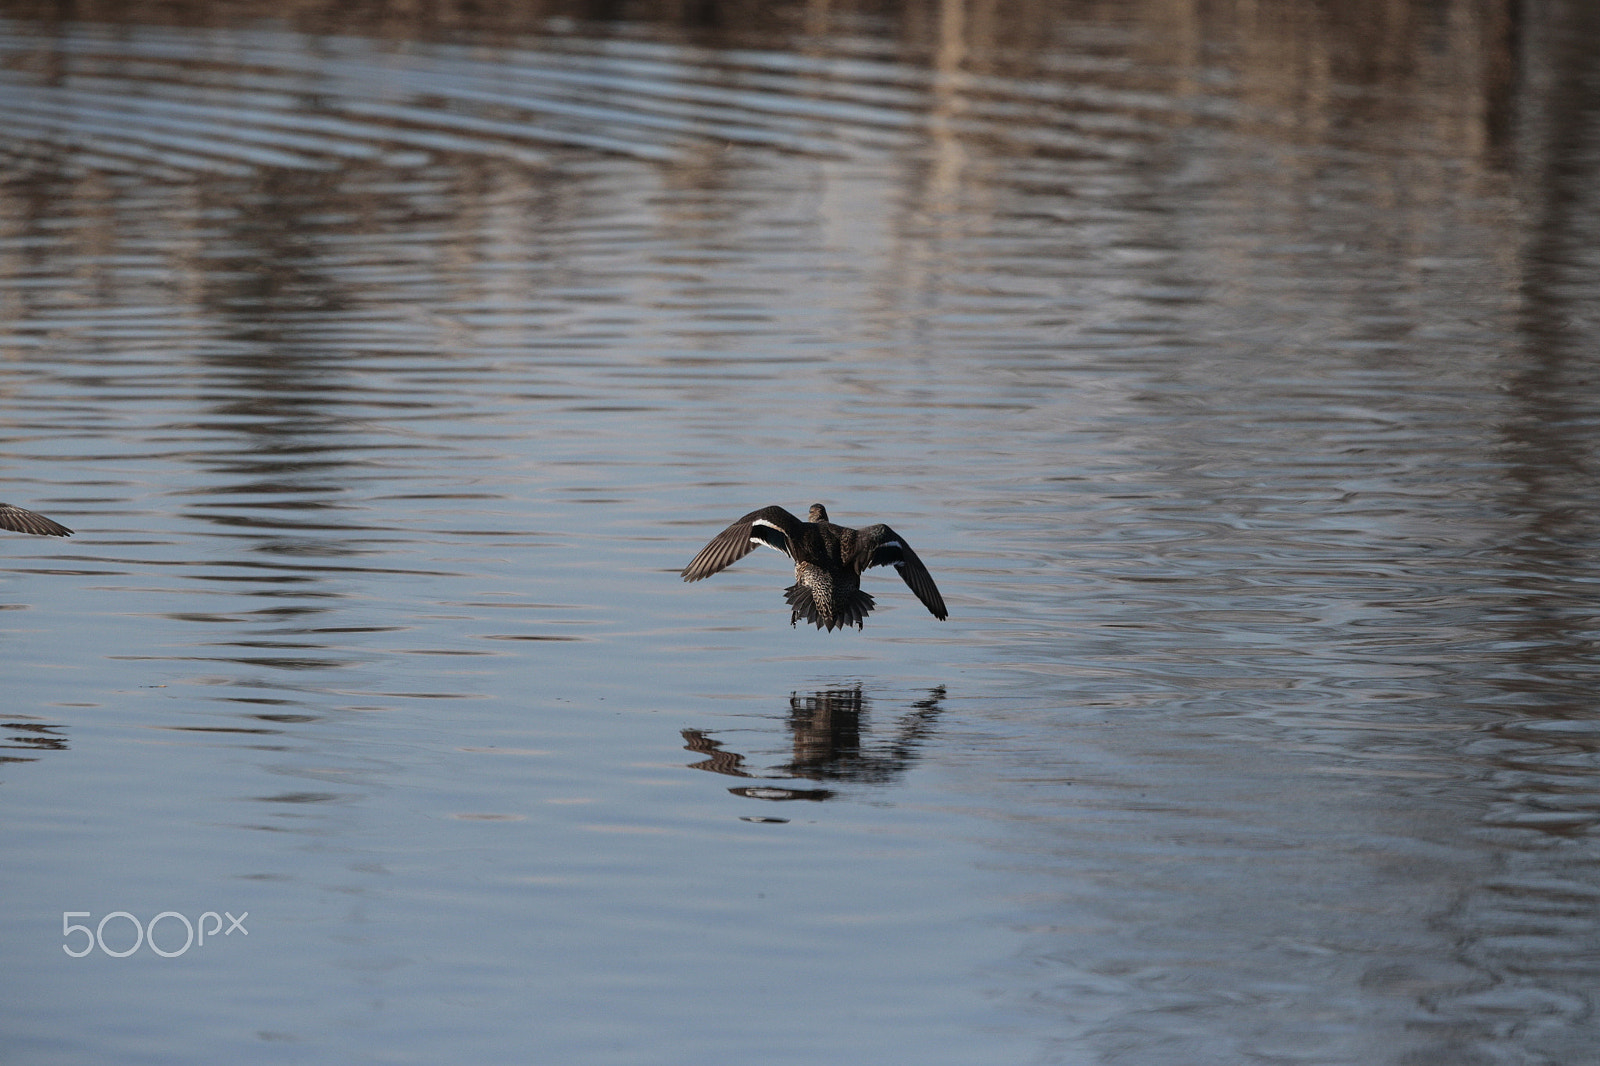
[0,0,1525,183]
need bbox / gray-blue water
[4,4,1600,1063]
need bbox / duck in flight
[0,503,73,537]
[681,504,946,631]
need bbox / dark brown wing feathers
[0,503,73,537]
[680,505,802,581]
[860,524,947,620]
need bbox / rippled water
[4,3,1600,1064]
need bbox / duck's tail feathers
[784,584,875,632]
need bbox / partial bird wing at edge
[0,503,73,537]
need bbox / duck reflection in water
[683,685,946,803]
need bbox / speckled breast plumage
[785,561,875,631]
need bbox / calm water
[3,3,1600,1063]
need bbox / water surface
[3,3,1600,1063]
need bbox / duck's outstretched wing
[861,524,947,620]
[0,503,73,537]
[681,506,804,582]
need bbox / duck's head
[808,503,830,523]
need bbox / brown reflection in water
[0,716,69,764]
[684,684,945,802]
[1502,0,1600,566]
[3,0,1525,153]
[1419,7,1600,1054]
[683,730,836,802]
[1470,0,1600,823]
[183,175,381,556]
[0,0,1535,283]
[681,728,753,777]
